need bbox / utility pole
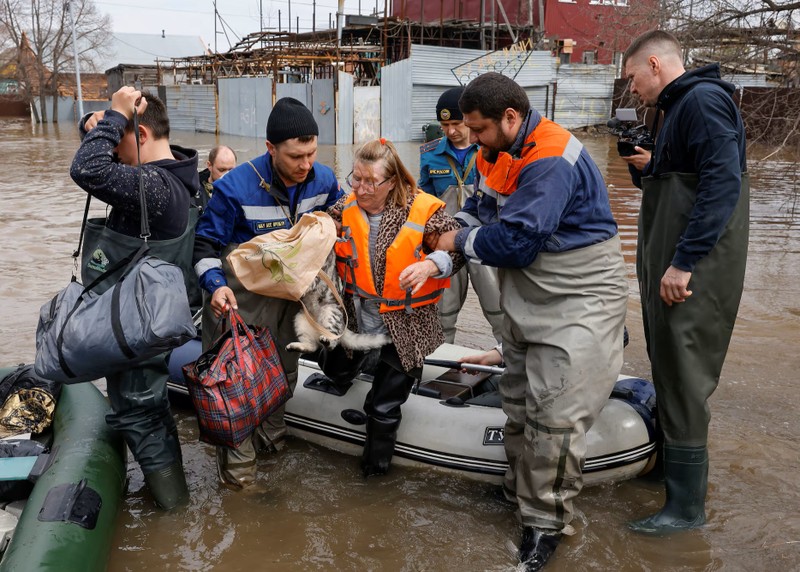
[479,0,485,50]
[66,0,83,118]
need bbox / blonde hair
[353,139,417,209]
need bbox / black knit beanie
[436,87,465,121]
[266,97,319,143]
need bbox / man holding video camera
[622,30,749,535]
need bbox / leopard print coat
[329,191,465,372]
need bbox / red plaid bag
[182,309,291,448]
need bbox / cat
[286,248,391,353]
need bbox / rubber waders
[628,444,708,535]
[144,461,189,510]
[361,417,398,477]
[519,527,562,571]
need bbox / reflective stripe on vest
[476,116,583,196]
[334,192,450,313]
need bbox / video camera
[607,108,654,157]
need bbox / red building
[391,0,658,65]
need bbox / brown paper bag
[227,211,337,301]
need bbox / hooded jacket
[631,64,747,272]
[71,109,199,241]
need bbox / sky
[94,0,382,52]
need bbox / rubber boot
[628,444,708,535]
[361,417,398,477]
[144,461,189,511]
[519,527,562,571]
[360,351,417,477]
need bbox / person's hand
[621,146,651,171]
[460,348,503,370]
[110,86,146,120]
[435,229,459,252]
[660,265,692,306]
[83,110,106,132]
[210,286,238,318]
[398,259,439,295]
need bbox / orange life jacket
[335,192,450,313]
[476,116,573,196]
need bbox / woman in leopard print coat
[324,138,465,477]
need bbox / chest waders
[82,207,200,307]
[438,154,504,343]
[77,204,198,510]
[630,172,749,535]
[201,243,302,489]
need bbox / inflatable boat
[0,366,126,572]
[167,341,657,486]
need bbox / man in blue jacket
[436,72,628,571]
[622,30,749,535]
[193,97,342,488]
[418,87,503,343]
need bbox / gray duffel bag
[34,244,197,384]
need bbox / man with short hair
[197,145,237,208]
[436,72,628,570]
[418,87,503,344]
[193,97,342,488]
[622,30,749,535]
[71,86,200,510]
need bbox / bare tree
[592,0,800,149]
[0,0,110,123]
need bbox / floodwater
[1,117,798,571]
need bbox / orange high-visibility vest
[476,116,572,196]
[335,191,450,313]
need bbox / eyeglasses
[345,171,391,194]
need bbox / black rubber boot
[628,444,708,535]
[361,417,398,477]
[519,527,562,571]
[144,461,189,511]
[360,349,418,477]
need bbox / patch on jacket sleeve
[419,139,441,154]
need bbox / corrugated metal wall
[381,58,413,142]
[354,86,381,143]
[311,79,336,145]
[403,45,558,141]
[218,77,271,139]
[724,73,773,88]
[165,84,216,133]
[35,96,108,123]
[337,72,354,145]
[277,83,311,106]
[553,64,616,129]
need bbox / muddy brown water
[0,117,798,571]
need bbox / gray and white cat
[286,249,391,353]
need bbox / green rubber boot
[144,461,189,511]
[628,444,708,535]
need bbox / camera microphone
[607,118,622,129]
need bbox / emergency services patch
[419,139,440,154]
